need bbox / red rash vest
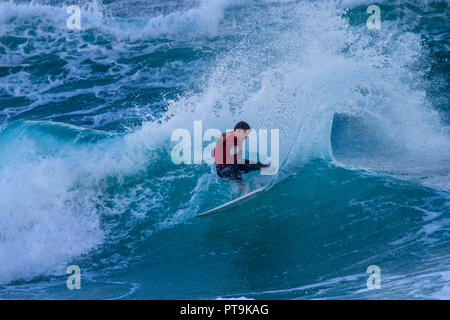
[214,132,243,167]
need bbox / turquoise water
[0,0,449,299]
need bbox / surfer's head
[234,121,251,139]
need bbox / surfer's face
[235,129,251,140]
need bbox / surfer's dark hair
[234,121,251,131]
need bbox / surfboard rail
[195,186,268,217]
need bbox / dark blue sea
[0,0,449,299]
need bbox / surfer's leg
[230,166,246,192]
[237,160,269,173]
[217,164,248,193]
[217,165,242,182]
[216,165,225,179]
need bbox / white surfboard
[195,186,268,217]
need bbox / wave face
[0,0,449,299]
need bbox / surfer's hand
[261,165,278,175]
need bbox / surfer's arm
[237,146,243,161]
[215,133,225,143]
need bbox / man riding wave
[214,121,269,192]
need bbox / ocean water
[0,0,449,299]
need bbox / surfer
[214,121,269,192]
